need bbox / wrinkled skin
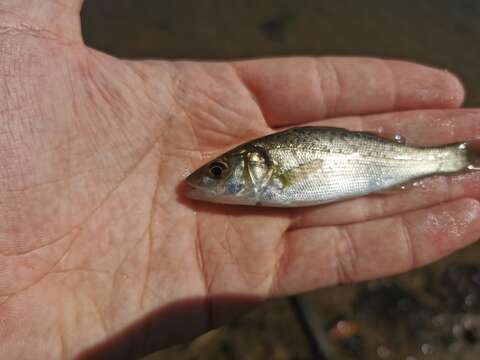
[1,1,480,359]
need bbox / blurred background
[81,1,480,359]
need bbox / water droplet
[412,180,426,189]
[394,134,406,145]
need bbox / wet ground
[81,1,480,359]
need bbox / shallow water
[81,1,480,359]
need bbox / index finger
[233,57,465,128]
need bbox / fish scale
[258,139,450,206]
[186,126,477,207]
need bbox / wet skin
[1,1,480,358]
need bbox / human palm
[1,1,480,359]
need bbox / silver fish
[186,126,479,207]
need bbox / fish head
[185,146,273,205]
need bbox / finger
[272,199,480,296]
[0,0,84,42]
[233,57,464,128]
[306,108,480,146]
[292,109,480,228]
[294,174,480,228]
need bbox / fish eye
[208,161,228,179]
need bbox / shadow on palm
[79,294,262,360]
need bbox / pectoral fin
[279,159,324,188]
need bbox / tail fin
[465,139,480,171]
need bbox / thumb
[0,0,84,43]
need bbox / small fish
[186,127,479,207]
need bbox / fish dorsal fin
[353,130,407,144]
[286,126,408,145]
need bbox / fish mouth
[185,175,258,205]
[184,178,217,201]
[185,183,257,206]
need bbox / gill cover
[245,147,273,192]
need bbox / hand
[1,1,479,358]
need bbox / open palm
[1,1,480,359]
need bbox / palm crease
[0,2,479,359]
